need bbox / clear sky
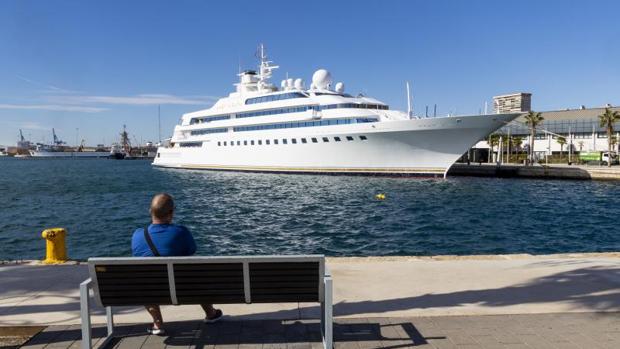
[1,0,618,146]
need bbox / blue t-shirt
[131,224,197,257]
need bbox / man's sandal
[204,309,223,323]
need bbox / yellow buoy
[375,193,386,200]
[41,228,68,264]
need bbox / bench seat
[80,255,332,349]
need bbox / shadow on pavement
[22,319,436,348]
[330,266,620,316]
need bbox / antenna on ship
[406,81,413,118]
[158,105,162,145]
[256,43,279,91]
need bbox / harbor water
[0,157,618,260]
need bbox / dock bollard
[41,228,68,264]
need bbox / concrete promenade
[1,253,619,348]
[448,163,620,180]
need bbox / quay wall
[448,163,620,180]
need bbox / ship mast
[120,125,131,154]
[257,44,278,92]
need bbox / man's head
[150,193,175,224]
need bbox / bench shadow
[22,320,438,348]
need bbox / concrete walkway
[20,313,620,349]
[1,253,618,326]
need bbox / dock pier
[448,163,620,180]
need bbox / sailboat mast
[158,105,162,144]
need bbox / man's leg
[200,304,217,318]
[145,305,164,329]
[201,304,224,323]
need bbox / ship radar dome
[312,69,332,90]
[294,78,304,90]
[335,82,345,93]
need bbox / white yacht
[154,46,521,177]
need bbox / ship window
[301,138,307,144]
[245,92,308,105]
[282,139,287,144]
[322,137,329,142]
[258,140,262,145]
[274,139,279,145]
[266,140,270,145]
[311,138,318,143]
[237,141,241,146]
[157,153,160,157]
[217,142,221,146]
[231,141,234,146]
[244,140,247,146]
[346,136,354,141]
[334,137,341,142]
[251,140,255,145]
[360,135,368,140]
[191,114,231,124]
[190,128,228,136]
[292,138,297,144]
[224,141,227,146]
[179,142,202,148]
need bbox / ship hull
[153,113,520,177]
[29,151,110,158]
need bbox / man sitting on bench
[131,193,223,335]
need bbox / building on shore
[469,93,619,163]
[494,93,532,114]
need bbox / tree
[488,134,501,162]
[598,108,620,167]
[556,136,566,160]
[524,111,544,165]
[511,136,524,161]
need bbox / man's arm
[183,227,197,256]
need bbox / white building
[472,105,620,162]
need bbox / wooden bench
[80,255,332,349]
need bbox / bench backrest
[88,255,325,307]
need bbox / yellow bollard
[41,228,68,264]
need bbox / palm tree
[578,141,584,152]
[510,136,524,162]
[524,111,544,165]
[488,134,501,162]
[598,108,620,167]
[556,136,566,160]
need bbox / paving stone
[17,313,620,349]
[21,325,71,349]
[517,334,558,349]
[426,337,458,349]
[469,335,503,349]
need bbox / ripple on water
[1,158,619,259]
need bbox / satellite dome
[335,82,345,93]
[312,69,332,90]
[294,78,304,90]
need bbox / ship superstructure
[154,45,521,177]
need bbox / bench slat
[173,263,245,305]
[251,294,319,302]
[176,296,247,303]
[248,262,319,303]
[176,284,244,290]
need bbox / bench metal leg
[322,275,333,349]
[80,278,115,349]
[106,307,114,336]
[80,278,93,349]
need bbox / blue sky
[1,0,618,146]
